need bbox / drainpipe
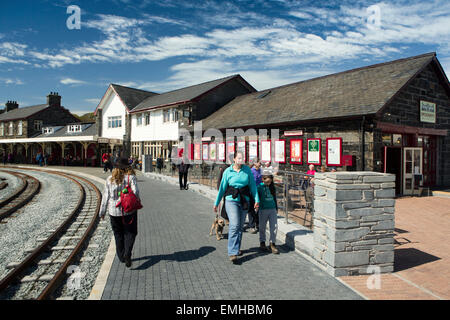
[361,116,365,171]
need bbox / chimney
[5,100,19,112]
[47,92,61,107]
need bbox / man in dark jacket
[178,161,190,190]
[177,148,190,190]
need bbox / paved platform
[5,164,448,300]
[339,196,450,300]
[100,173,361,300]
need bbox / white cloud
[60,78,88,85]
[85,98,100,105]
[0,78,24,85]
[1,1,449,75]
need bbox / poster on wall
[209,143,216,161]
[218,142,225,162]
[236,141,246,162]
[226,142,235,164]
[274,140,286,163]
[248,140,258,163]
[194,144,201,161]
[202,143,209,161]
[290,139,302,164]
[307,138,321,165]
[261,140,271,163]
[326,138,342,166]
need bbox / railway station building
[0,92,84,164]
[199,53,450,195]
[94,75,255,161]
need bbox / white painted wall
[101,91,127,140]
[131,109,179,142]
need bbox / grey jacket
[99,174,140,218]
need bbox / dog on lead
[209,214,225,240]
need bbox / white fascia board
[0,136,96,143]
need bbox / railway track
[0,170,41,222]
[0,168,101,300]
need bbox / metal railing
[155,161,316,229]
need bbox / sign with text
[261,140,271,163]
[326,138,342,166]
[307,138,321,165]
[226,142,235,164]
[248,140,258,163]
[218,142,225,162]
[420,100,436,123]
[290,139,302,164]
[236,141,246,163]
[274,140,286,163]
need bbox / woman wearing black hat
[99,156,141,268]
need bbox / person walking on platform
[99,157,141,268]
[177,149,190,190]
[214,151,260,264]
[102,152,111,173]
[257,169,279,254]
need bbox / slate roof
[111,84,158,111]
[201,53,444,130]
[34,123,97,138]
[132,75,252,113]
[0,104,49,121]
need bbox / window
[163,110,170,123]
[68,124,81,133]
[108,116,122,128]
[8,122,14,135]
[145,113,150,126]
[172,109,179,122]
[136,114,143,126]
[18,121,22,135]
[43,127,54,134]
[0,123,4,136]
[34,120,43,131]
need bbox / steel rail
[0,168,101,300]
[0,170,41,221]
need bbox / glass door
[403,148,423,195]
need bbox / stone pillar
[313,171,396,277]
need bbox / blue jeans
[225,200,247,256]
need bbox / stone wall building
[0,92,81,163]
[199,53,450,195]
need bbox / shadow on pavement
[133,246,216,270]
[232,243,294,265]
[394,248,441,272]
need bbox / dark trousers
[110,212,138,261]
[247,208,259,229]
[179,171,188,189]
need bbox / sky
[0,0,449,115]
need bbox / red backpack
[119,175,143,214]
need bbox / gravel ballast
[0,169,112,300]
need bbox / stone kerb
[312,171,396,277]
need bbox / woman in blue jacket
[213,151,260,264]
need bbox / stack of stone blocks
[312,171,395,277]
